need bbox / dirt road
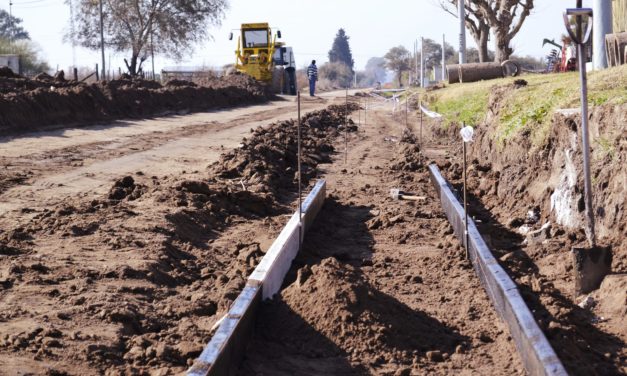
[0,92,347,219]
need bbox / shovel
[564,5,612,295]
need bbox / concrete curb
[428,164,568,376]
[187,180,327,376]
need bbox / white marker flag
[419,104,443,119]
[460,125,474,143]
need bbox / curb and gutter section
[428,164,567,376]
[187,180,327,376]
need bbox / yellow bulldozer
[229,23,297,95]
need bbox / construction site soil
[239,109,522,375]
[0,102,358,375]
[0,83,624,376]
[0,72,270,135]
[426,84,626,375]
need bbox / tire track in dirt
[0,97,331,222]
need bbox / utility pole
[8,1,13,52]
[150,0,156,80]
[415,40,418,83]
[99,0,106,81]
[458,0,467,64]
[592,0,613,70]
[420,37,425,87]
[442,34,447,81]
[69,0,77,69]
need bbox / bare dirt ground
[0,91,352,375]
[238,104,523,375]
[421,104,626,375]
[427,92,627,375]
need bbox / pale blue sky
[8,0,593,74]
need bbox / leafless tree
[440,0,534,62]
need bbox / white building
[0,55,20,74]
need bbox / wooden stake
[297,91,302,251]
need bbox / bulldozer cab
[242,26,270,48]
[231,22,297,95]
[234,23,276,82]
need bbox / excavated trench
[424,87,626,375]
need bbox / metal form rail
[428,164,568,376]
[187,180,327,376]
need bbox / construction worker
[307,60,318,96]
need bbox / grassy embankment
[422,64,627,150]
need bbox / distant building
[0,55,21,74]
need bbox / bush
[319,61,353,88]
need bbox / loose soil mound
[0,72,271,135]
[240,109,522,375]
[0,103,358,375]
[211,103,359,194]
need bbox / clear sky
[8,0,594,74]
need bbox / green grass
[424,65,627,147]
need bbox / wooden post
[344,87,348,164]
[419,98,423,148]
[365,98,367,127]
[297,91,302,252]
[73,67,78,81]
[95,64,99,81]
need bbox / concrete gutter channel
[428,164,568,376]
[186,165,569,376]
[187,179,327,376]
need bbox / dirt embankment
[0,72,271,135]
[0,104,357,375]
[432,83,626,375]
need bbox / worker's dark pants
[309,79,316,96]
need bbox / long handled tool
[563,4,612,295]
[389,188,426,202]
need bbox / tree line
[1,0,537,80]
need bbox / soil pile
[212,103,359,194]
[0,72,271,135]
[240,109,523,375]
[255,257,465,370]
[0,102,359,375]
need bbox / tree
[0,9,30,40]
[68,0,228,76]
[440,0,534,62]
[319,61,353,88]
[362,57,386,86]
[421,38,455,71]
[384,46,411,87]
[467,47,495,63]
[328,28,354,72]
[0,38,49,74]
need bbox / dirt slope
[0,73,270,135]
[425,82,626,375]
